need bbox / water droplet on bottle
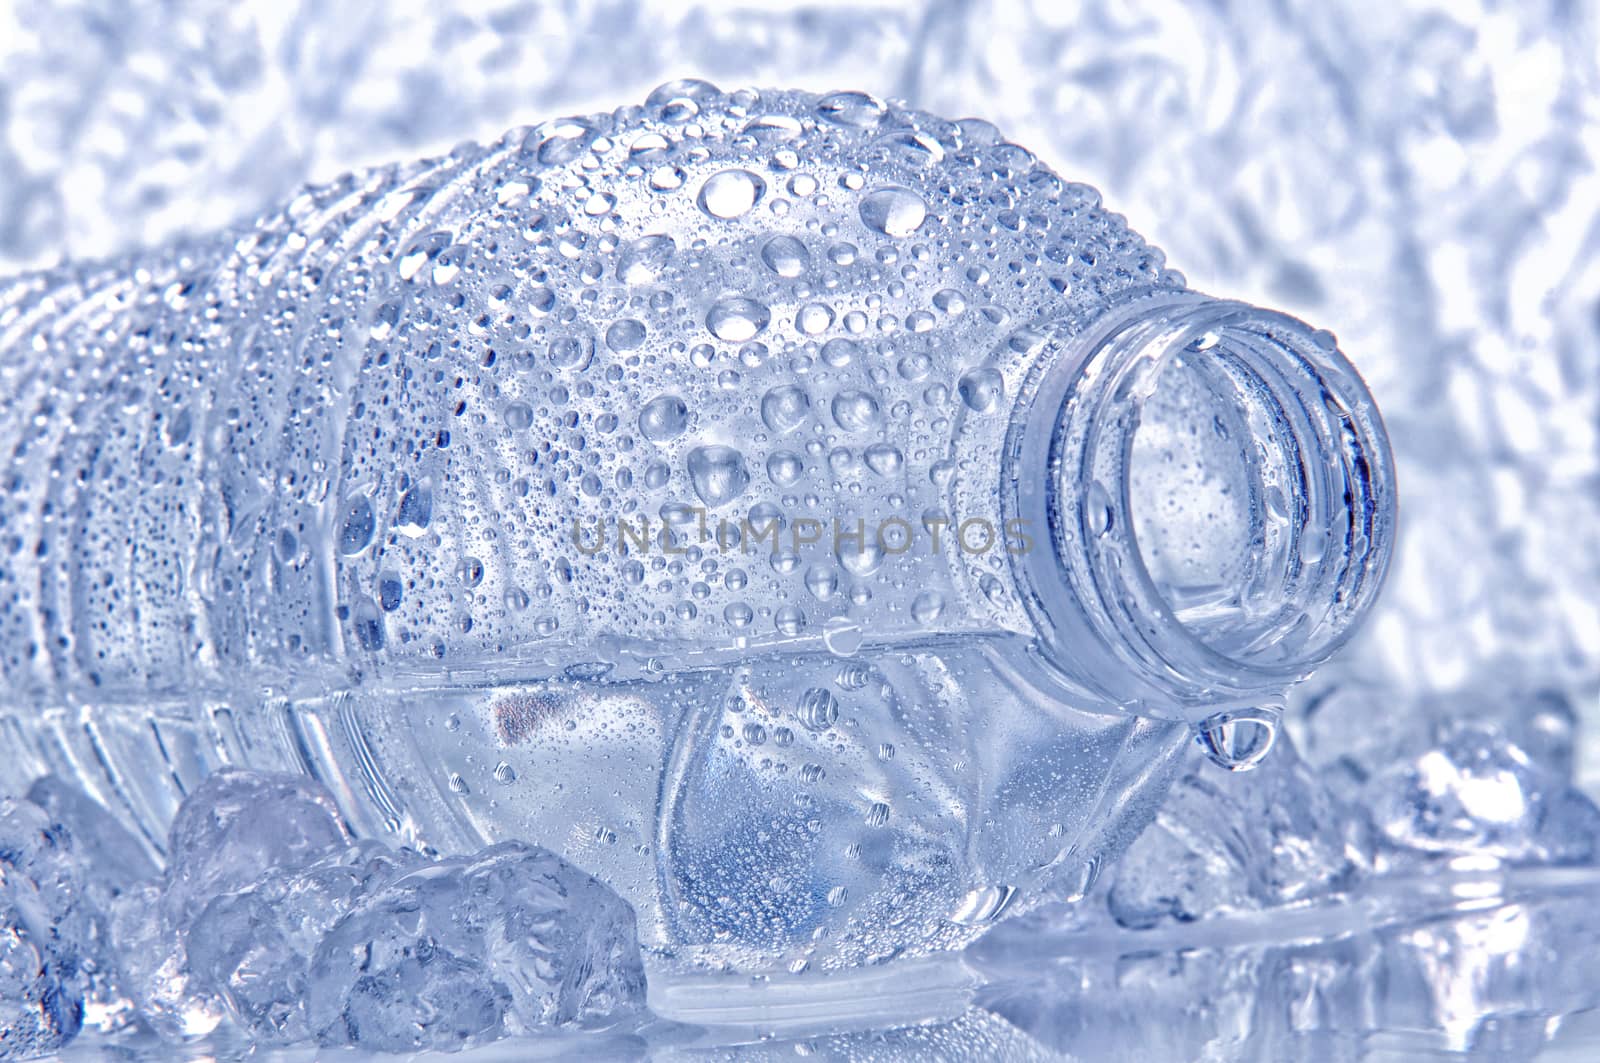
[549,329,595,369]
[911,590,945,624]
[274,528,300,565]
[657,96,699,123]
[377,575,404,612]
[638,394,689,442]
[796,302,835,335]
[527,118,594,165]
[775,605,806,636]
[397,230,450,281]
[646,78,721,107]
[957,368,1004,412]
[859,187,927,237]
[820,337,858,368]
[830,390,882,433]
[707,297,771,341]
[838,537,884,577]
[629,131,671,158]
[744,114,802,141]
[826,661,868,694]
[865,802,891,827]
[618,234,676,284]
[502,401,534,430]
[817,90,887,128]
[606,318,647,351]
[950,884,1017,925]
[369,299,401,341]
[822,616,863,656]
[761,384,812,433]
[875,130,946,167]
[1196,708,1279,771]
[1299,524,1328,564]
[797,687,841,731]
[761,235,809,277]
[1085,480,1114,536]
[804,563,840,601]
[526,286,555,315]
[352,598,385,651]
[687,445,750,507]
[767,450,805,486]
[396,482,432,537]
[863,442,903,477]
[338,495,375,555]
[648,165,686,191]
[698,169,766,219]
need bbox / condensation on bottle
[0,81,1395,984]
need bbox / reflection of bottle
[0,82,1394,987]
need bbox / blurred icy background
[1,0,1595,784]
[3,0,1600,1057]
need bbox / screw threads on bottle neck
[1005,289,1396,721]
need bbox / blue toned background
[2,1,1598,1058]
[3,0,1594,743]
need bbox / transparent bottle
[0,82,1395,1005]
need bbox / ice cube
[24,776,158,904]
[0,798,91,1057]
[162,769,351,925]
[186,839,425,1044]
[307,841,646,1051]
[1364,720,1600,865]
[1108,735,1371,929]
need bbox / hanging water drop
[1196,708,1279,772]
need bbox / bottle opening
[1127,344,1267,655]
[1007,291,1396,718]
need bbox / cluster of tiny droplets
[0,80,1182,691]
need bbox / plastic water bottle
[0,82,1395,996]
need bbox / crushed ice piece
[24,777,159,904]
[0,798,91,1058]
[307,840,647,1051]
[185,840,425,1045]
[15,779,157,1036]
[1107,735,1371,929]
[1365,721,1600,865]
[162,770,352,926]
[111,771,355,1043]
[83,768,648,1053]
[108,881,227,1043]
[1298,681,1582,788]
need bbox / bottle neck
[1003,288,1396,721]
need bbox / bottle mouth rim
[1006,289,1397,717]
